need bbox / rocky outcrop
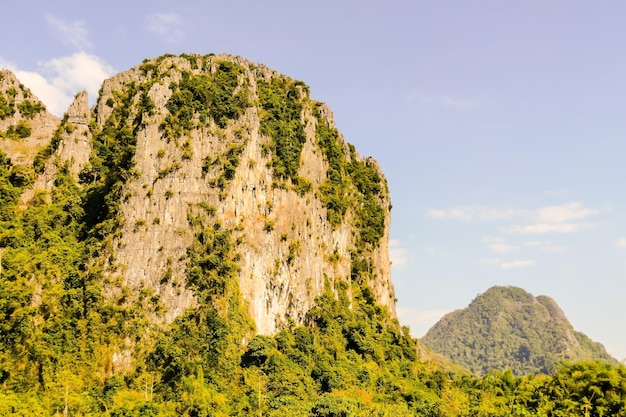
[0,69,59,166]
[19,91,92,205]
[12,54,397,336]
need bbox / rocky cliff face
[0,70,59,166]
[3,54,396,337]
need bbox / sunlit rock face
[13,54,396,335]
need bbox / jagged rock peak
[66,90,90,125]
[0,69,59,165]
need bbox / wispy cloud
[46,15,92,51]
[428,207,472,220]
[483,236,518,254]
[501,259,535,270]
[536,202,599,223]
[3,52,114,116]
[524,241,571,253]
[507,202,600,235]
[145,12,185,43]
[428,206,525,221]
[616,238,626,250]
[505,222,597,234]
[481,258,535,270]
[424,245,443,255]
[389,239,409,269]
[430,202,601,236]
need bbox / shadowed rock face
[421,285,617,376]
[4,53,396,336]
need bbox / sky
[2,1,625,361]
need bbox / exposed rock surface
[4,54,397,336]
[0,69,59,165]
[19,91,92,205]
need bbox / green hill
[421,286,617,376]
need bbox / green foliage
[160,61,249,138]
[203,143,246,193]
[315,118,350,228]
[80,81,141,235]
[0,159,139,410]
[315,108,387,251]
[257,76,308,187]
[421,286,618,376]
[0,92,16,119]
[33,125,64,174]
[17,100,44,118]
[263,219,275,233]
[0,120,32,139]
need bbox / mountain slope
[421,286,617,375]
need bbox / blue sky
[2,1,625,360]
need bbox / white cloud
[524,241,571,253]
[615,238,626,250]
[483,236,518,254]
[6,52,114,116]
[146,12,185,43]
[428,207,473,220]
[0,56,16,70]
[389,239,409,269]
[46,15,93,51]
[503,202,600,235]
[537,202,598,223]
[428,206,525,221]
[396,307,449,337]
[506,222,596,235]
[481,258,535,270]
[500,260,535,270]
[424,245,442,255]
[488,243,518,253]
[428,202,599,228]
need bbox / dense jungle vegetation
[1,55,625,416]
[422,286,618,377]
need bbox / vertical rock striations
[11,54,397,337]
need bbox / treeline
[2,267,626,416]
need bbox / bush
[257,77,308,184]
[17,100,44,118]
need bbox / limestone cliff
[9,53,396,337]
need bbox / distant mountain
[421,286,617,376]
